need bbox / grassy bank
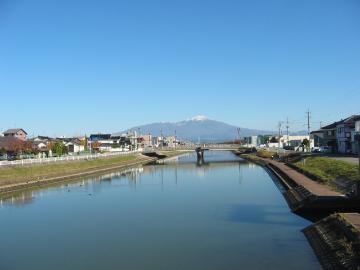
[0,155,138,187]
[256,150,277,158]
[293,157,359,182]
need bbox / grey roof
[3,128,27,135]
[343,115,360,124]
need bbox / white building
[282,135,314,150]
[66,141,85,153]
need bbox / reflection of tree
[1,191,35,206]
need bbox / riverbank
[0,152,189,196]
[239,152,360,269]
[303,213,360,270]
[241,153,359,194]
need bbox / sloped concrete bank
[237,154,360,214]
[303,213,360,270]
[239,153,360,269]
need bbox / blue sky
[1,0,359,137]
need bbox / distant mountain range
[115,115,307,143]
[114,116,264,142]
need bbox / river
[0,151,321,270]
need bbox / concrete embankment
[238,154,360,214]
[239,153,360,269]
[303,213,360,270]
[0,154,158,196]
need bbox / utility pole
[237,128,241,145]
[286,118,289,146]
[160,128,163,149]
[278,122,282,149]
[174,130,177,149]
[306,109,311,152]
[306,109,311,136]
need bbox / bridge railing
[156,144,240,151]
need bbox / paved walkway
[343,213,360,230]
[329,156,359,165]
[265,159,343,197]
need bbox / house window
[356,121,360,132]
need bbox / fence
[0,150,142,167]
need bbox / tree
[301,139,310,152]
[22,141,34,154]
[91,141,101,151]
[51,142,68,156]
[82,136,88,151]
[0,147,6,156]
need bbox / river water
[0,151,321,270]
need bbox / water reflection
[226,204,303,227]
[0,152,277,207]
[0,167,144,206]
[0,151,321,270]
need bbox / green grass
[241,154,262,161]
[294,157,359,182]
[0,155,137,186]
[256,150,277,158]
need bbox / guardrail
[0,150,142,167]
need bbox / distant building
[243,136,261,147]
[311,122,338,152]
[351,119,360,154]
[311,115,360,154]
[282,135,314,150]
[3,128,27,141]
[338,115,360,154]
[89,134,111,141]
[65,140,85,153]
[140,134,153,148]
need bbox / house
[282,135,314,150]
[311,122,339,153]
[311,115,360,154]
[140,134,153,148]
[33,136,52,142]
[3,128,27,141]
[65,139,85,153]
[89,134,111,142]
[243,136,261,147]
[336,115,360,154]
[32,141,48,151]
[351,119,360,154]
[89,133,138,152]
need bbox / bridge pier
[196,149,204,163]
[195,147,208,165]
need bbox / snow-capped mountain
[117,116,275,143]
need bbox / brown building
[3,128,28,141]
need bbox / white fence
[0,150,142,167]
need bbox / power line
[286,117,289,146]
